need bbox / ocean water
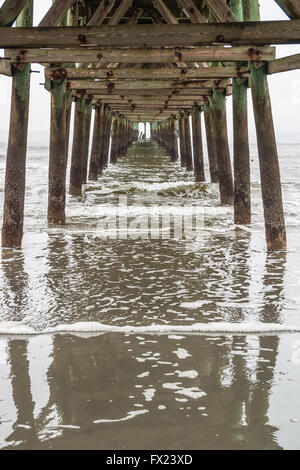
[0,135,300,449]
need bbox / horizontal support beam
[268,53,300,74]
[93,94,205,101]
[69,79,231,91]
[94,99,204,106]
[4,46,276,64]
[47,66,249,80]
[39,0,74,27]
[1,21,300,48]
[86,88,215,97]
[0,57,12,76]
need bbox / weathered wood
[0,0,28,27]
[176,0,205,23]
[170,116,179,162]
[70,96,85,196]
[81,99,92,184]
[108,0,133,25]
[39,0,74,27]
[184,112,193,171]
[191,106,205,181]
[0,58,12,76]
[248,0,286,250]
[2,0,32,247]
[178,114,186,167]
[203,101,218,183]
[275,0,300,19]
[68,79,231,91]
[268,53,300,74]
[212,90,234,205]
[205,0,237,22]
[47,66,249,80]
[231,0,251,225]
[48,80,67,224]
[98,106,109,174]
[88,0,116,26]
[6,46,275,64]
[90,88,214,98]
[1,22,299,48]
[89,104,102,180]
[152,0,178,24]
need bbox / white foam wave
[0,320,300,336]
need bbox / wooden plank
[88,0,116,26]
[68,79,231,90]
[0,0,27,27]
[0,58,12,76]
[275,1,300,19]
[47,65,249,80]
[5,46,275,64]
[206,0,237,22]
[39,0,75,27]
[1,21,299,48]
[268,53,300,74]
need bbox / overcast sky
[0,0,299,141]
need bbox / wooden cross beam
[88,92,211,99]
[268,53,300,74]
[205,0,237,22]
[152,0,178,24]
[88,0,117,26]
[86,88,214,98]
[108,0,133,25]
[4,46,275,64]
[68,78,231,90]
[1,22,299,48]
[46,65,249,80]
[0,0,28,27]
[275,1,300,19]
[39,0,75,27]
[176,0,205,23]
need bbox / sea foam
[0,320,300,336]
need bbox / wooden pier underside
[1,0,300,251]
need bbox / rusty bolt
[78,34,86,43]
[97,53,103,59]
[216,35,224,42]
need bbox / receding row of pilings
[152,84,287,252]
[2,71,135,245]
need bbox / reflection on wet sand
[1,324,299,449]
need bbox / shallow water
[0,137,300,449]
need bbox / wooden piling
[247,0,287,250]
[89,103,102,180]
[48,79,67,224]
[178,113,186,167]
[2,1,33,247]
[81,98,92,184]
[232,0,251,225]
[203,101,219,183]
[184,112,193,172]
[212,90,234,205]
[70,94,85,196]
[191,106,205,182]
[170,116,178,162]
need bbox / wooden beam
[5,46,275,64]
[152,0,178,24]
[39,0,75,27]
[68,79,231,90]
[47,65,249,80]
[87,0,116,26]
[108,0,133,25]
[87,88,214,96]
[176,0,205,23]
[0,57,12,76]
[275,1,300,19]
[268,53,300,74]
[206,0,237,22]
[1,22,299,48]
[0,0,27,26]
